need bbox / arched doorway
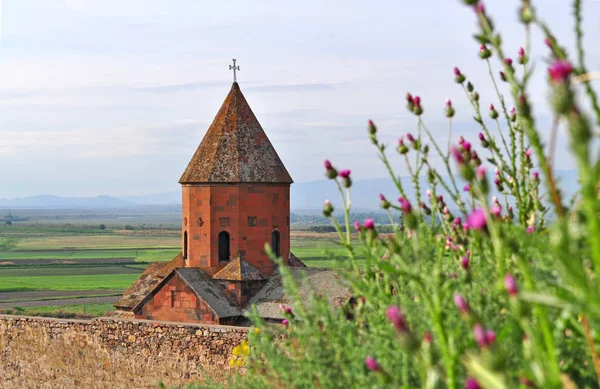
[271,230,281,257]
[218,231,230,262]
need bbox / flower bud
[386,305,409,333]
[509,106,517,122]
[517,47,527,64]
[466,378,482,389]
[365,356,381,372]
[368,119,377,136]
[322,199,334,217]
[504,274,518,296]
[499,71,506,82]
[454,67,466,84]
[324,159,338,179]
[467,82,474,92]
[339,169,352,188]
[489,104,499,119]
[445,99,455,118]
[364,218,375,230]
[463,184,470,192]
[406,92,415,111]
[473,92,479,102]
[454,293,470,315]
[379,194,390,210]
[412,96,423,115]
[479,44,491,59]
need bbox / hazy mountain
[0,170,580,211]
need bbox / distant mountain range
[0,170,581,211]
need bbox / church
[114,63,351,325]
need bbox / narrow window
[183,231,188,259]
[271,230,281,257]
[218,231,230,262]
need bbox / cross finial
[229,59,240,83]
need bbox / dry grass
[15,235,180,250]
[0,326,229,389]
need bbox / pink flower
[365,357,381,372]
[454,293,470,315]
[450,146,464,164]
[353,221,361,231]
[445,98,452,108]
[284,307,292,314]
[339,169,351,178]
[386,305,408,333]
[364,218,375,230]
[379,194,386,201]
[406,133,415,143]
[476,165,486,180]
[518,47,525,58]
[463,184,471,192]
[462,141,472,152]
[510,106,516,115]
[458,135,465,144]
[525,149,532,159]
[324,159,332,169]
[282,319,289,326]
[467,208,487,230]
[406,92,414,104]
[423,332,433,344]
[437,195,444,202]
[466,378,482,389]
[505,274,518,296]
[533,171,539,181]
[526,226,535,234]
[473,3,485,14]
[486,330,497,345]
[473,324,487,347]
[463,223,469,231]
[505,58,513,66]
[461,255,470,270]
[548,60,573,82]
[490,205,502,218]
[453,217,462,226]
[454,67,461,76]
[413,96,421,106]
[279,303,285,310]
[400,199,412,213]
[478,133,485,141]
[489,103,495,111]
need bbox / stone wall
[0,314,248,388]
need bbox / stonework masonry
[0,314,248,369]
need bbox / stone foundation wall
[0,314,248,388]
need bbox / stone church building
[114,77,351,325]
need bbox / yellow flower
[236,358,245,367]
[232,345,242,356]
[253,327,261,335]
[229,358,236,367]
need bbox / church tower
[178,80,293,279]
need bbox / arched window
[218,231,230,262]
[183,231,188,259]
[271,230,281,257]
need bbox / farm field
[0,211,362,317]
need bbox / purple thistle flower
[437,195,444,202]
[365,356,381,372]
[466,209,487,230]
[526,226,535,234]
[548,60,573,82]
[466,378,482,389]
[285,307,292,314]
[518,47,525,58]
[463,184,471,192]
[461,255,470,270]
[364,218,375,230]
[489,103,495,111]
[505,274,518,296]
[490,205,502,218]
[476,165,486,180]
[400,199,412,213]
[473,3,485,14]
[462,141,472,152]
[324,160,332,170]
[406,92,414,104]
[473,324,487,347]
[453,217,462,226]
[339,169,351,179]
[406,133,415,143]
[478,133,485,141]
[454,293,470,315]
[353,221,361,231]
[533,171,539,181]
[505,58,513,66]
[454,67,462,77]
[525,149,532,159]
[458,135,465,144]
[499,71,506,81]
[446,98,452,108]
[450,146,465,164]
[413,96,421,106]
[282,319,289,326]
[379,194,386,201]
[386,305,409,333]
[486,329,497,345]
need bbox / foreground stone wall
[0,314,248,388]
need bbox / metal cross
[229,59,240,83]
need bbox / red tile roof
[179,82,293,184]
[212,256,266,281]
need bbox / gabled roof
[213,256,266,281]
[114,253,185,310]
[173,268,241,318]
[179,82,293,184]
[288,252,307,267]
[245,268,352,320]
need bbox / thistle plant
[198,1,600,388]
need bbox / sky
[0,0,598,198]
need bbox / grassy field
[0,212,361,317]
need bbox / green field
[0,211,360,317]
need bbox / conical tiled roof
[179,82,293,184]
[213,256,266,281]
